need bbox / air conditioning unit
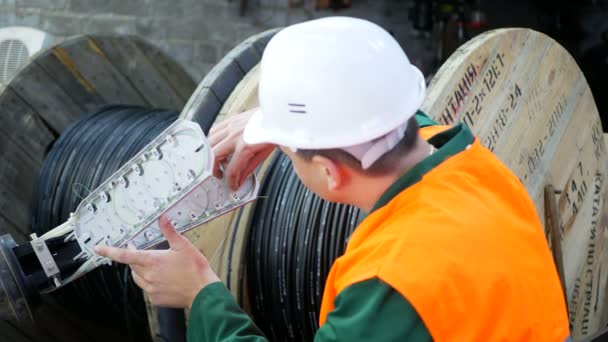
[0,26,55,85]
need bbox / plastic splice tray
[72,119,259,255]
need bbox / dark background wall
[0,0,605,118]
[0,0,431,81]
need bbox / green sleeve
[315,278,432,341]
[187,282,266,342]
[415,110,439,128]
[187,278,432,342]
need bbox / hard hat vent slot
[288,103,307,114]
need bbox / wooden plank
[35,46,107,114]
[132,37,197,103]
[545,184,567,304]
[0,86,56,162]
[50,36,147,106]
[0,182,35,239]
[0,138,41,235]
[0,212,28,243]
[0,133,42,201]
[9,61,83,134]
[422,28,608,340]
[91,36,186,110]
[0,88,44,237]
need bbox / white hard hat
[243,16,426,151]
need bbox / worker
[95,17,571,341]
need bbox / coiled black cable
[32,103,366,341]
[246,153,364,341]
[31,105,178,341]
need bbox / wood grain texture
[423,28,608,339]
[132,36,197,103]
[35,41,107,113]
[0,34,195,342]
[178,28,608,340]
[0,86,56,161]
[9,62,82,134]
[50,37,148,106]
[91,36,186,109]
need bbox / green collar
[413,110,438,128]
[368,122,475,213]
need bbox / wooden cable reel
[423,28,608,339]
[1,26,598,341]
[176,28,608,341]
[0,35,195,342]
[184,64,274,308]
[178,29,279,308]
[141,29,279,339]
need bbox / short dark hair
[296,117,419,175]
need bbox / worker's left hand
[94,215,220,308]
[208,108,275,190]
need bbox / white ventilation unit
[0,26,54,85]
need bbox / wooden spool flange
[184,28,608,341]
[423,28,608,339]
[141,28,280,341]
[0,34,195,342]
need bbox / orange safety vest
[319,125,570,341]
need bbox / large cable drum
[0,27,280,342]
[0,34,195,342]
[423,28,608,340]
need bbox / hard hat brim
[243,108,278,146]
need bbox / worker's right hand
[94,215,219,309]
[209,108,275,190]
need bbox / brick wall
[0,0,431,83]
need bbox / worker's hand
[94,215,220,309]
[209,108,275,190]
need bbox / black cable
[33,102,366,342]
[31,105,178,341]
[246,152,363,341]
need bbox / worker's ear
[310,154,346,192]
